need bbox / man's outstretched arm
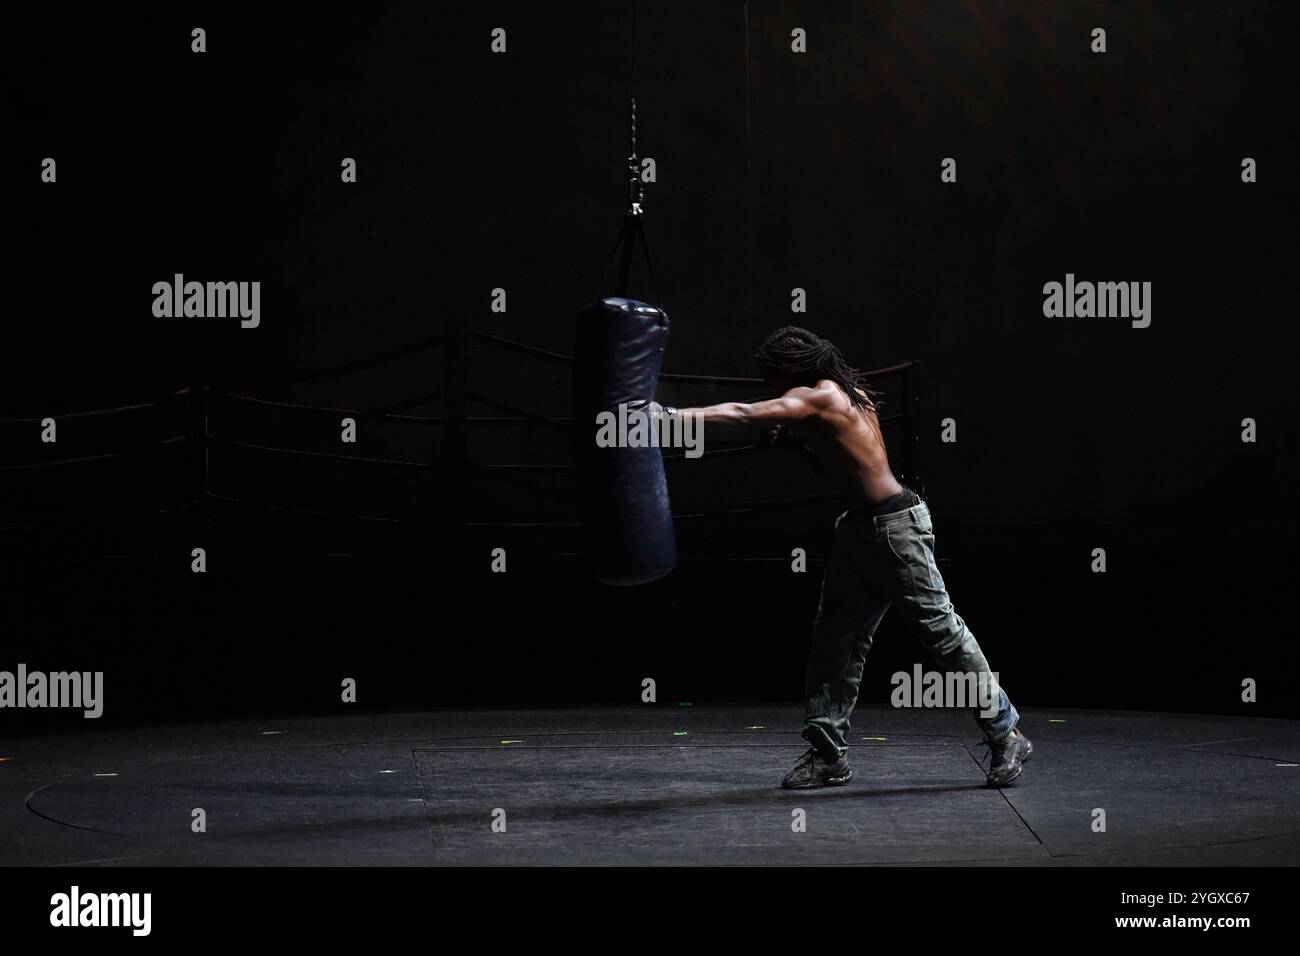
[679,386,834,425]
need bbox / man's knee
[912,608,970,658]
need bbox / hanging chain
[627,97,643,216]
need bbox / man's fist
[629,400,679,422]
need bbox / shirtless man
[677,327,1031,788]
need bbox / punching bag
[573,296,678,585]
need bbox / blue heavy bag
[573,296,678,585]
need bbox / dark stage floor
[2,706,1298,866]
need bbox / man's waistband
[844,486,928,531]
[854,485,920,517]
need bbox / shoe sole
[782,768,853,790]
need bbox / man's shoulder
[811,379,854,411]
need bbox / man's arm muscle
[680,386,834,425]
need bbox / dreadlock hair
[755,326,882,412]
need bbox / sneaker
[781,747,853,789]
[981,729,1033,787]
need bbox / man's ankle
[802,725,842,761]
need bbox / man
[676,327,1031,788]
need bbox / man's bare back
[680,378,904,509]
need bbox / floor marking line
[957,739,1049,853]
[1177,737,1259,749]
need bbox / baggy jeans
[802,500,1018,757]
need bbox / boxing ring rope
[227,333,445,391]
[0,395,184,424]
[0,326,922,553]
[220,389,446,423]
[206,491,416,526]
[0,436,186,471]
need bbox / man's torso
[788,380,905,509]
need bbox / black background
[4,2,1297,725]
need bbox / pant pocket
[882,525,914,570]
[884,523,940,592]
